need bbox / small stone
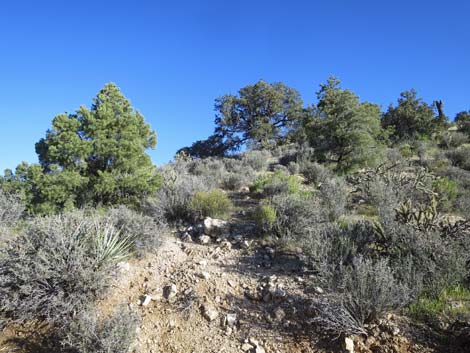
[274,307,286,321]
[203,217,229,237]
[241,343,254,352]
[255,347,266,353]
[163,284,178,302]
[248,337,259,346]
[181,232,193,242]
[198,259,208,266]
[116,261,130,272]
[198,235,211,244]
[241,240,252,249]
[202,304,219,321]
[313,286,324,294]
[200,271,211,280]
[239,186,250,193]
[225,313,237,327]
[228,280,237,288]
[140,294,152,306]
[344,337,354,353]
[265,247,275,258]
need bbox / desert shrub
[364,178,399,221]
[0,212,120,327]
[145,171,210,223]
[438,131,468,149]
[105,206,163,255]
[399,143,413,158]
[298,160,332,185]
[446,146,470,171]
[262,192,322,241]
[0,189,24,227]
[317,177,348,221]
[312,257,413,336]
[188,157,227,182]
[287,161,300,175]
[250,172,302,197]
[432,177,458,210]
[333,257,413,323]
[62,307,140,353]
[241,150,270,171]
[190,189,233,219]
[222,171,254,191]
[253,204,277,233]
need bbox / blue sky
[0,0,469,172]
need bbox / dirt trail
[101,192,320,353]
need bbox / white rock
[202,304,219,321]
[241,343,254,351]
[314,286,324,294]
[225,313,237,327]
[198,235,211,244]
[200,271,211,280]
[140,294,152,306]
[203,217,229,237]
[344,337,354,353]
[255,347,266,353]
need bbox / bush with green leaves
[250,171,302,197]
[0,212,130,327]
[190,189,233,220]
[62,307,140,353]
[145,169,210,223]
[253,204,277,233]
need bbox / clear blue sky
[1,0,469,172]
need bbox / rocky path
[102,192,322,353]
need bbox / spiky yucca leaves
[93,222,135,266]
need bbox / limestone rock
[203,217,229,237]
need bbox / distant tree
[214,80,304,151]
[382,90,446,140]
[305,77,385,172]
[455,111,470,135]
[2,83,160,213]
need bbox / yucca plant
[93,222,135,266]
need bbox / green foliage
[3,83,160,213]
[455,111,470,136]
[182,80,304,156]
[305,77,386,172]
[382,89,445,141]
[190,189,233,219]
[253,204,277,232]
[432,177,458,209]
[399,143,413,158]
[409,285,470,324]
[250,171,302,196]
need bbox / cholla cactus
[394,197,439,231]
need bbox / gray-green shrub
[62,307,140,353]
[0,212,117,327]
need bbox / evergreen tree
[305,77,385,172]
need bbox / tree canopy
[304,77,385,172]
[181,80,304,157]
[2,83,160,213]
[381,89,446,140]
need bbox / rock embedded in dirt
[313,286,324,294]
[224,313,238,327]
[181,232,193,242]
[163,284,178,302]
[198,235,211,244]
[241,343,254,351]
[140,294,152,306]
[202,303,219,321]
[203,217,229,237]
